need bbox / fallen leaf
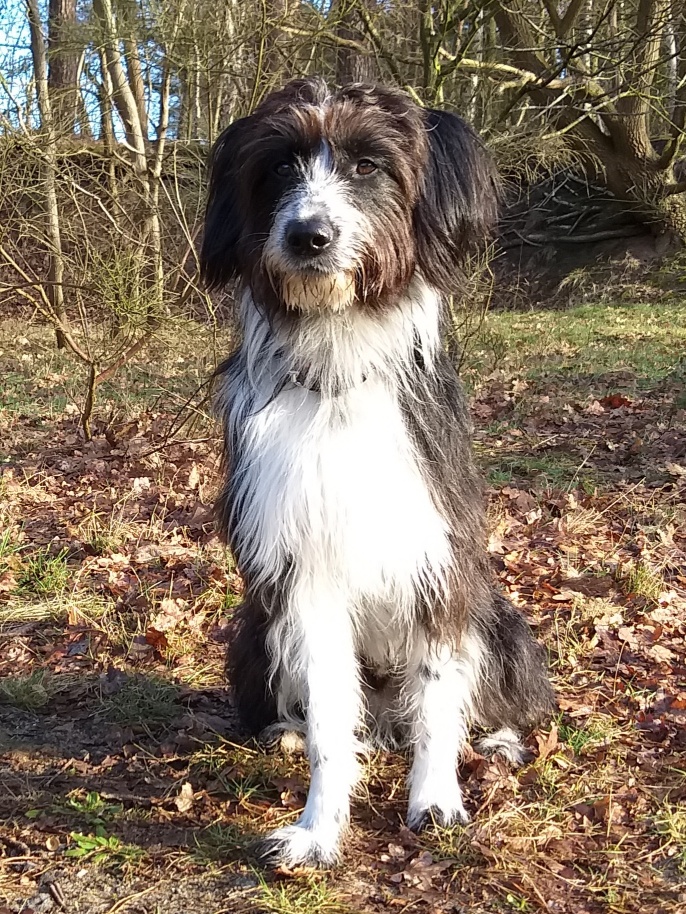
[536,724,559,761]
[174,781,194,813]
[600,394,632,409]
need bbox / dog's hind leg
[404,634,479,831]
[260,593,362,867]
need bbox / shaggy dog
[201,79,554,867]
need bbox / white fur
[262,143,373,310]
[222,278,456,865]
[476,727,529,766]
[262,590,362,865]
[405,634,482,829]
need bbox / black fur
[399,348,554,730]
[202,80,554,865]
[414,109,500,292]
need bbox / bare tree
[491,0,686,239]
[26,0,69,349]
[47,0,81,136]
[334,0,375,86]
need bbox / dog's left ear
[414,110,499,292]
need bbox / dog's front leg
[260,598,361,867]
[405,639,472,831]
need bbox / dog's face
[202,80,498,313]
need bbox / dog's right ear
[201,117,251,290]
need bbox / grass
[0,669,74,710]
[192,823,255,865]
[255,874,350,914]
[486,453,594,489]
[190,738,296,806]
[16,546,70,596]
[655,803,686,875]
[99,674,182,730]
[0,591,110,626]
[0,525,21,574]
[619,560,665,604]
[419,821,484,866]
[0,317,230,428]
[464,300,686,386]
[557,714,621,755]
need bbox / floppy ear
[201,117,251,290]
[414,109,499,292]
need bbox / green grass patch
[0,526,21,575]
[655,802,686,875]
[192,823,255,865]
[190,738,295,805]
[465,301,686,386]
[0,669,75,710]
[485,453,594,489]
[99,674,181,731]
[619,560,664,604]
[419,821,483,866]
[16,547,69,596]
[0,318,231,427]
[256,874,350,914]
[557,715,620,755]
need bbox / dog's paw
[406,800,470,833]
[475,727,531,767]
[258,824,342,868]
[258,723,307,756]
[407,776,469,833]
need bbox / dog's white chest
[233,377,450,607]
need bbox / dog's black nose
[286,218,335,257]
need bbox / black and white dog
[201,79,554,867]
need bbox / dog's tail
[472,590,556,735]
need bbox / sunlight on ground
[1,301,685,913]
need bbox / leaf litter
[0,319,685,913]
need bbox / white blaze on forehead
[290,141,343,220]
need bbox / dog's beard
[276,270,357,312]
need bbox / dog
[201,79,554,867]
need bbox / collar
[286,370,368,396]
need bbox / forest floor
[1,297,685,914]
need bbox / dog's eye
[356,159,377,176]
[274,162,294,177]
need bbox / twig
[104,886,156,914]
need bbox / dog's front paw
[258,823,342,868]
[407,781,470,833]
[407,802,470,832]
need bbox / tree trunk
[47,0,79,137]
[27,0,68,349]
[494,0,686,242]
[602,156,686,240]
[335,1,375,86]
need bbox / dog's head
[201,79,498,313]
